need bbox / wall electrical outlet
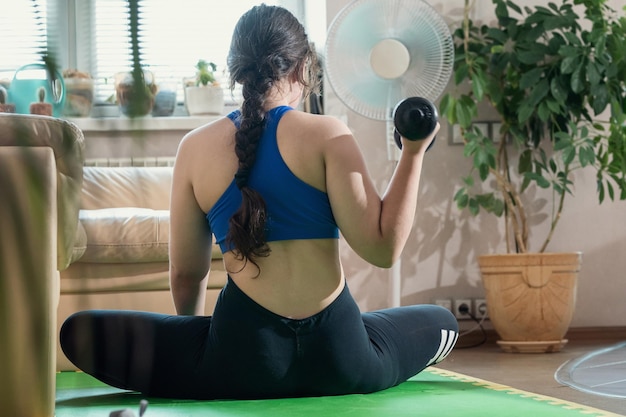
[453,298,472,319]
[434,299,452,313]
[473,298,488,319]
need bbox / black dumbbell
[393,97,438,151]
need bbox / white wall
[325,0,626,328]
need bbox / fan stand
[370,41,409,306]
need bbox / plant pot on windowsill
[114,70,157,117]
[62,69,94,117]
[183,60,224,116]
[184,83,224,116]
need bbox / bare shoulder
[283,110,353,142]
[178,116,235,155]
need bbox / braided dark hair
[226,5,319,269]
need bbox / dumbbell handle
[393,97,438,151]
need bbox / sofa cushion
[70,222,87,263]
[79,207,169,263]
[81,166,172,210]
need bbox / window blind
[1,0,325,112]
[0,1,48,83]
[88,0,302,106]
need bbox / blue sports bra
[207,106,339,253]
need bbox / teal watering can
[7,63,65,117]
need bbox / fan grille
[325,0,454,120]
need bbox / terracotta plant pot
[478,252,582,353]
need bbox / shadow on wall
[400,131,553,304]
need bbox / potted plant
[184,59,224,116]
[114,69,157,117]
[62,69,94,117]
[441,0,626,352]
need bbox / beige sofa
[57,165,227,370]
[0,114,226,415]
[0,114,85,417]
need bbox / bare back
[178,110,346,319]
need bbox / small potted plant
[440,0,626,352]
[184,60,224,116]
[62,69,94,117]
[114,69,157,117]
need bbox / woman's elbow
[170,263,209,286]
[362,246,402,269]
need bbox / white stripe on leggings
[427,329,458,366]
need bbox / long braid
[225,4,320,270]
[226,79,272,266]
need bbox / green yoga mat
[56,368,621,417]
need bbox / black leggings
[60,278,458,400]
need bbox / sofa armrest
[0,114,84,270]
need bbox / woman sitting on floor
[60,4,458,400]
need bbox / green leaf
[456,96,477,128]
[521,174,532,193]
[546,99,561,113]
[579,145,596,166]
[563,146,576,165]
[520,67,543,89]
[491,198,505,216]
[525,172,551,188]
[486,28,508,44]
[471,72,487,101]
[608,181,615,201]
[495,0,510,21]
[587,61,602,86]
[506,0,522,14]
[598,181,606,203]
[560,55,579,74]
[538,102,551,122]
[468,198,480,216]
[478,163,490,181]
[591,83,610,115]
[550,77,569,102]
[454,64,469,86]
[571,65,585,93]
[528,79,549,106]
[549,159,558,173]
[519,149,533,174]
[518,104,534,124]
[454,188,469,209]
[517,49,545,64]
[439,93,451,112]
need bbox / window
[0,1,49,83]
[1,0,326,116]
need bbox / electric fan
[325,0,453,158]
[324,0,454,306]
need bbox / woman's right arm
[323,117,439,268]
[169,133,213,315]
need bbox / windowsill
[67,103,239,133]
[67,115,221,132]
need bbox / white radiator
[84,156,176,167]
